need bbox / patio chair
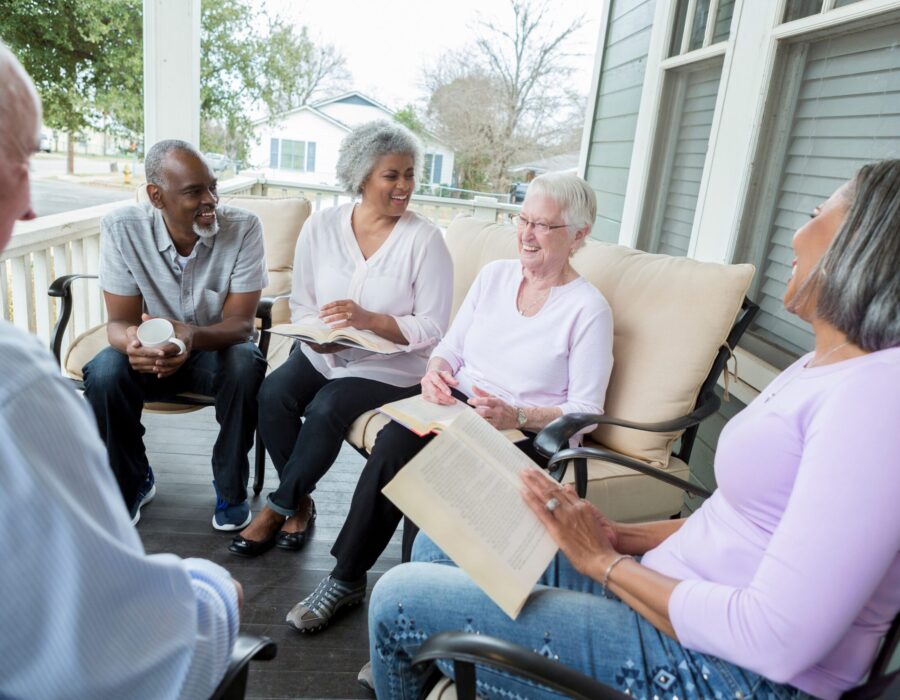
[412,611,900,700]
[340,216,758,560]
[48,192,310,496]
[208,633,277,700]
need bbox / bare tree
[425,0,584,190]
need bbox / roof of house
[508,152,579,174]
[253,90,449,147]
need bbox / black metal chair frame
[209,633,277,700]
[389,296,759,563]
[409,294,899,700]
[534,296,759,500]
[412,615,900,700]
[49,273,276,496]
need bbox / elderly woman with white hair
[231,121,454,557]
[285,172,615,633]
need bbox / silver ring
[545,497,559,512]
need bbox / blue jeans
[82,342,265,507]
[368,534,808,700]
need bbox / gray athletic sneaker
[285,574,367,633]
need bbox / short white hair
[525,172,597,234]
[0,41,41,163]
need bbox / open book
[382,408,559,619]
[269,323,404,355]
[379,394,527,443]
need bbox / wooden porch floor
[139,408,395,699]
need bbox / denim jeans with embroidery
[368,533,810,700]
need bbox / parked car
[38,132,52,153]
[509,181,529,203]
[203,152,234,173]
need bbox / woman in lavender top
[368,159,900,700]
[285,173,615,634]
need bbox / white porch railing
[3,175,520,358]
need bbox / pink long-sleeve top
[642,346,900,699]
[431,259,614,415]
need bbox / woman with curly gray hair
[230,120,453,560]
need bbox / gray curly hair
[335,120,423,196]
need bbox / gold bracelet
[602,554,633,589]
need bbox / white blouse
[289,203,453,386]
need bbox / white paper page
[383,430,558,619]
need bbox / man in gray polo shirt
[83,139,268,531]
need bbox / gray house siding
[584,0,657,243]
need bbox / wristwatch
[515,407,527,429]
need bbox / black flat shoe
[276,500,316,551]
[228,531,278,558]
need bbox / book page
[332,327,404,355]
[269,323,403,355]
[444,408,539,485]
[377,395,467,435]
[382,430,558,619]
[378,395,527,442]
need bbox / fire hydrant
[123,164,132,185]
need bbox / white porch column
[143,0,201,150]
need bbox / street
[30,179,132,217]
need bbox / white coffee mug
[136,318,186,356]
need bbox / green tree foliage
[0,0,142,172]
[394,104,426,135]
[0,0,347,169]
[200,0,349,163]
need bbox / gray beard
[192,218,219,239]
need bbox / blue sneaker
[212,480,251,531]
[130,467,157,526]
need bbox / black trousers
[256,346,419,517]
[330,388,548,582]
[82,341,266,507]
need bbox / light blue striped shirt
[0,321,239,699]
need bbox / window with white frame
[735,12,900,366]
[423,153,444,184]
[269,138,316,172]
[638,0,732,255]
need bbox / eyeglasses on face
[512,213,569,235]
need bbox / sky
[263,0,602,111]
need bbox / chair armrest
[48,274,99,365]
[547,445,713,499]
[534,392,722,458]
[411,631,628,700]
[208,633,277,700]
[256,294,289,358]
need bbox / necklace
[517,285,551,316]
[806,341,850,368]
[763,340,851,403]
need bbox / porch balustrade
[2,175,520,361]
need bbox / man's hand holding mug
[128,316,192,378]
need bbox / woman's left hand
[468,386,517,429]
[320,299,371,331]
[521,468,619,579]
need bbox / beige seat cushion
[63,325,206,413]
[425,678,478,700]
[441,217,754,468]
[559,446,690,522]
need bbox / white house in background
[249,91,455,188]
